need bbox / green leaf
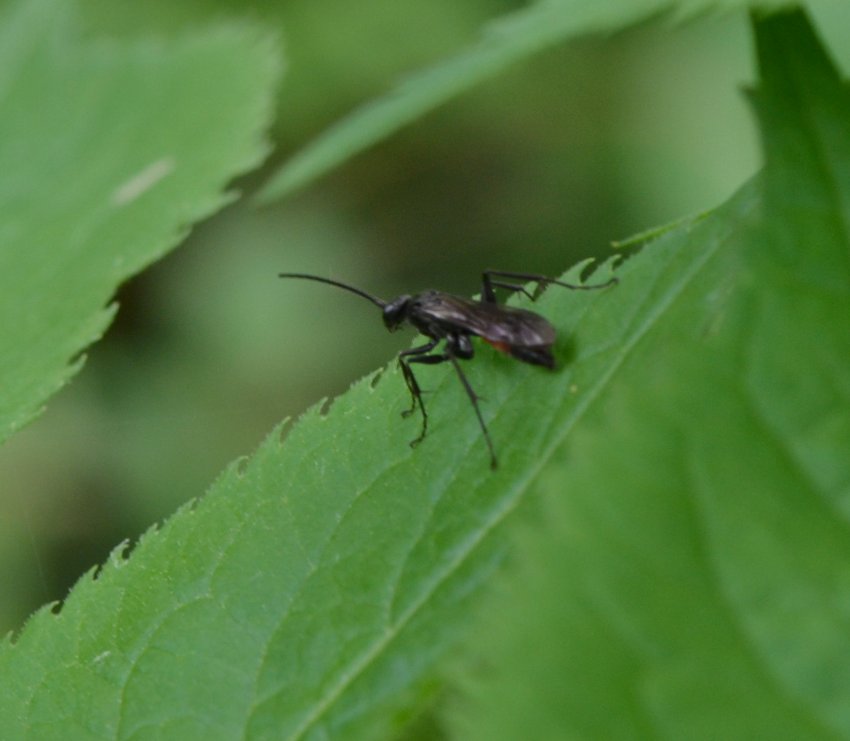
[6,4,847,741]
[0,251,624,738]
[0,0,279,444]
[447,8,850,739]
[256,0,794,203]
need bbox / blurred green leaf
[0,0,279,444]
[257,0,796,203]
[447,8,850,739]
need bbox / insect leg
[480,273,535,303]
[446,354,498,469]
[481,270,509,303]
[401,345,497,468]
[398,339,439,427]
[482,269,617,301]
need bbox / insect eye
[382,296,410,329]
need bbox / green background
[0,0,786,633]
[1,2,849,738]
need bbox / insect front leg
[410,335,497,468]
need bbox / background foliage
[0,0,848,739]
[0,0,770,632]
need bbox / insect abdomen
[510,344,555,368]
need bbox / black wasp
[279,269,617,469]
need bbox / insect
[279,269,617,468]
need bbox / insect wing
[419,293,555,347]
[480,303,556,347]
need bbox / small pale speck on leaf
[111,157,176,205]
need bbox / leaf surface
[0,0,278,443]
[6,4,848,741]
[447,9,850,739]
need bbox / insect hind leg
[481,271,535,303]
[482,269,617,303]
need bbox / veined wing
[414,292,555,346]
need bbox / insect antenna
[278,273,387,309]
